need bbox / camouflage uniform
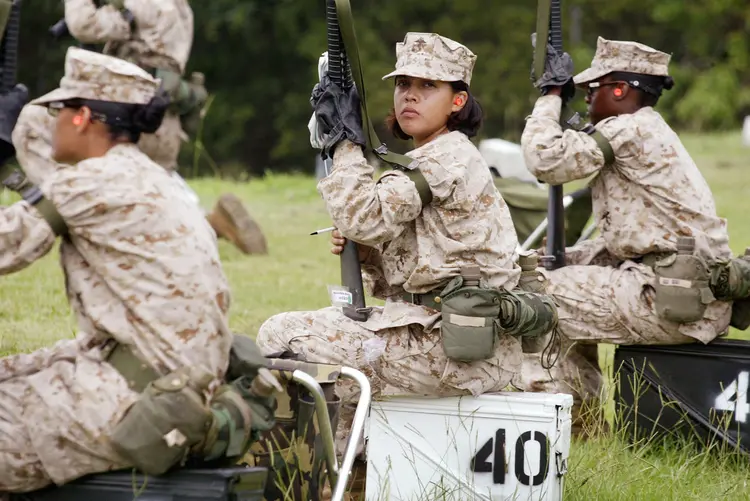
[28,0,267,255]
[258,33,523,456]
[517,38,732,431]
[1,48,233,492]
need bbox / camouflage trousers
[256,306,522,457]
[518,260,730,434]
[0,378,49,492]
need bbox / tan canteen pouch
[110,367,213,475]
[652,237,714,324]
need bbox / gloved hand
[310,74,366,159]
[0,84,29,164]
[530,33,575,105]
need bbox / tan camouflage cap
[382,32,477,85]
[573,37,671,85]
[31,47,159,106]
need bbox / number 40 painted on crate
[713,371,750,423]
[469,429,550,486]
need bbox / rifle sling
[333,0,432,208]
[590,129,614,166]
[0,163,69,236]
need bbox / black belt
[401,289,443,311]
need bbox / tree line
[15,0,750,177]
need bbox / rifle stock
[325,0,368,321]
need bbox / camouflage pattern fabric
[1,50,232,492]
[64,0,194,172]
[381,32,477,85]
[573,37,671,85]
[64,0,193,74]
[257,308,522,455]
[518,81,733,426]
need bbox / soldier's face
[51,106,89,164]
[393,76,460,145]
[585,76,624,125]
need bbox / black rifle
[0,0,20,92]
[324,0,368,322]
[535,0,566,270]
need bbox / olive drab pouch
[652,237,714,324]
[439,266,502,362]
[109,367,213,475]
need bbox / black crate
[9,466,268,501]
[614,339,750,452]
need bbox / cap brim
[29,87,80,107]
[572,67,610,86]
[382,64,462,83]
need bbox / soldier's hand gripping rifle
[533,0,571,271]
[318,0,432,322]
[49,0,134,52]
[322,0,369,322]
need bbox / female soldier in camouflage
[518,36,733,436]
[257,32,526,454]
[0,48,255,492]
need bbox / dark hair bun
[131,89,170,134]
[663,76,675,91]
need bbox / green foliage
[13,1,750,176]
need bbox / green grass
[2,130,750,499]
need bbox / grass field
[1,130,750,499]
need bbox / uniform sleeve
[0,338,78,383]
[360,246,403,299]
[64,0,131,43]
[0,202,56,275]
[317,140,424,246]
[520,95,608,185]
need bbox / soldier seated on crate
[255,31,559,495]
[0,48,275,495]
[517,35,750,436]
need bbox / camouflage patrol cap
[573,37,671,85]
[31,47,159,106]
[382,32,477,86]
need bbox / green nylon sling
[332,0,433,207]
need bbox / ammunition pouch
[437,274,558,362]
[709,252,750,330]
[154,68,208,137]
[109,366,214,475]
[651,252,714,324]
[108,335,278,474]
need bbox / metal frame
[291,367,372,501]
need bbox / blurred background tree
[23,0,750,177]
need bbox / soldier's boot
[206,193,268,255]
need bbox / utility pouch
[652,237,714,324]
[439,266,501,362]
[110,367,213,475]
[516,251,551,353]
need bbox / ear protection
[72,115,83,126]
[613,88,623,97]
[454,96,463,106]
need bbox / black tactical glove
[0,84,29,164]
[530,33,575,105]
[310,74,366,159]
